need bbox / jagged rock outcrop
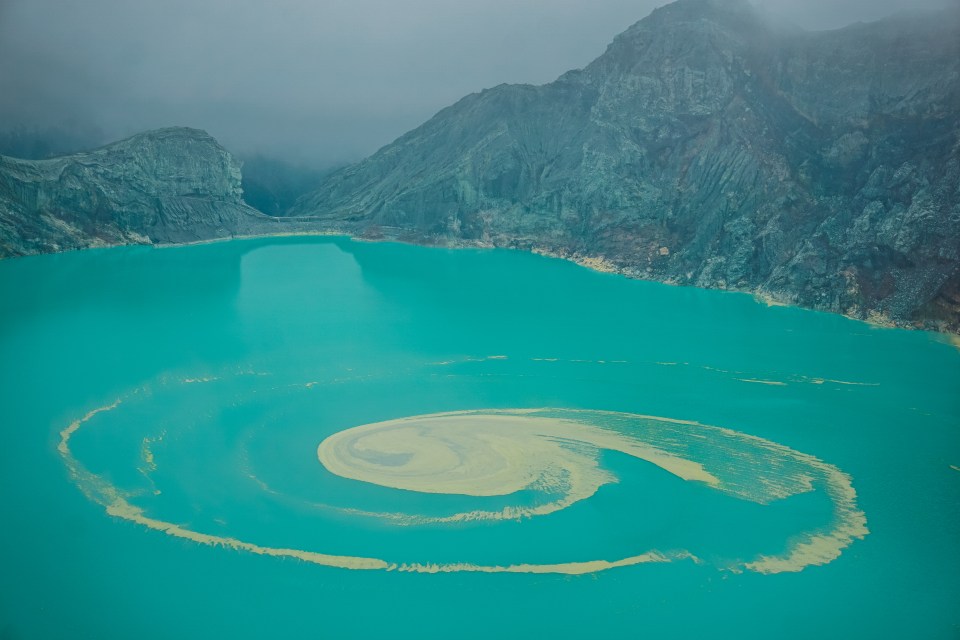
[291,0,960,332]
[0,127,281,257]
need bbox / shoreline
[4,228,958,342]
[521,243,958,342]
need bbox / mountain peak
[289,0,960,332]
[627,0,762,33]
[103,127,219,152]
[587,0,774,81]
[650,0,756,20]
[0,126,273,257]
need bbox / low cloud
[0,0,952,165]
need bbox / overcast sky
[0,0,954,166]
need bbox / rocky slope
[290,0,960,332]
[0,127,284,258]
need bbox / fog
[0,0,953,166]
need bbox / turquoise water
[0,236,958,638]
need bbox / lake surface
[1,236,958,638]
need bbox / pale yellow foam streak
[140,432,165,473]
[804,377,879,387]
[394,550,696,574]
[57,400,122,456]
[529,357,628,364]
[104,496,390,570]
[737,378,788,386]
[141,441,156,471]
[743,461,868,573]
[701,366,877,388]
[138,433,163,495]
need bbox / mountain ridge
[289,0,960,332]
[0,127,287,257]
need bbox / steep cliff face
[291,0,960,332]
[0,127,276,257]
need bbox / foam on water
[58,389,867,575]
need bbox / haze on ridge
[0,0,954,167]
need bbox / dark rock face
[291,0,960,332]
[0,127,278,257]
